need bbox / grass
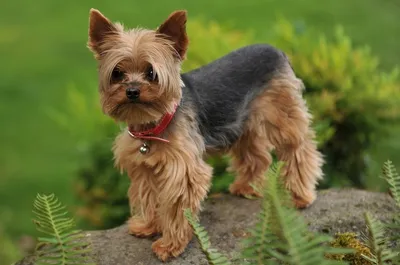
[0,0,399,251]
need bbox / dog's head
[87,9,188,125]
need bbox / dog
[87,9,323,261]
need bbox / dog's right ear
[88,9,117,56]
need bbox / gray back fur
[180,44,290,150]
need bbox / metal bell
[139,143,150,155]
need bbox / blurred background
[1,0,399,263]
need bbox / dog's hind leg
[255,72,324,208]
[228,121,274,198]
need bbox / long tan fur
[229,68,323,207]
[88,8,323,261]
[113,107,212,260]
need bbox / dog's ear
[88,9,118,56]
[157,10,188,60]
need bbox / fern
[361,213,398,264]
[380,160,400,246]
[381,160,400,208]
[243,162,351,265]
[33,194,94,265]
[184,209,231,265]
[381,160,400,238]
[361,160,400,264]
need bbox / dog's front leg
[126,165,161,237]
[113,132,161,237]
[151,153,212,261]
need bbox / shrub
[51,17,400,228]
[73,139,130,229]
[268,18,400,187]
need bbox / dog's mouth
[111,101,151,115]
[108,100,167,125]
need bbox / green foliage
[269,18,400,188]
[379,160,400,242]
[361,161,400,264]
[381,161,400,207]
[207,155,235,193]
[184,209,231,265]
[242,162,350,265]
[362,213,398,265]
[47,82,119,154]
[327,232,373,265]
[183,20,252,72]
[74,140,130,229]
[32,194,94,265]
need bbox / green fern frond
[242,162,284,264]
[184,209,231,265]
[243,162,351,265]
[375,160,400,264]
[380,160,400,242]
[381,160,400,207]
[33,194,94,265]
[362,212,398,264]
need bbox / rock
[16,189,397,265]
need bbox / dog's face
[88,9,188,125]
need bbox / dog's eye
[111,68,125,83]
[146,65,158,82]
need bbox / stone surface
[16,189,397,265]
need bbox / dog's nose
[126,87,140,100]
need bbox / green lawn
[0,0,399,243]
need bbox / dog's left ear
[157,10,188,60]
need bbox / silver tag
[139,143,150,155]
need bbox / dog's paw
[292,192,316,209]
[229,182,262,198]
[151,238,186,261]
[128,217,159,237]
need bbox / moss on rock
[327,232,372,265]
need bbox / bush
[73,139,130,229]
[51,18,400,228]
[269,18,400,187]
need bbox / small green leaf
[32,193,94,265]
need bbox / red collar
[127,103,178,143]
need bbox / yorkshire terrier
[87,9,323,261]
